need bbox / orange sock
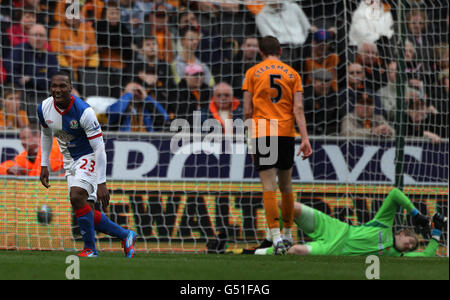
[281,192,295,229]
[263,191,279,229]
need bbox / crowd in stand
[0,0,448,142]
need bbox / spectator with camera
[107,81,170,132]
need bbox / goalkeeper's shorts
[305,208,350,256]
[251,136,295,171]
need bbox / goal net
[0,0,448,255]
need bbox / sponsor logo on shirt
[54,130,74,143]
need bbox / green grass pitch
[0,250,448,280]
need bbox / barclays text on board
[0,134,447,185]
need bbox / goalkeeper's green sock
[255,247,274,255]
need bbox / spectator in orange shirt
[0,86,29,130]
[49,12,99,97]
[208,82,242,135]
[0,124,63,176]
[304,29,340,92]
[53,0,105,25]
[145,4,176,63]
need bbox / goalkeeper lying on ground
[226,188,446,257]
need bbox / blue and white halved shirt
[37,95,103,167]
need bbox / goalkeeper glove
[431,213,447,242]
[411,209,431,238]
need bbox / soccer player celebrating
[248,188,446,257]
[242,36,312,255]
[37,70,138,258]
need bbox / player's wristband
[431,229,442,241]
[410,208,419,216]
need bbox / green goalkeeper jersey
[259,188,439,257]
[339,188,440,257]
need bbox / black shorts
[251,136,295,171]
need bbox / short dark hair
[51,70,72,84]
[259,36,281,57]
[105,0,120,9]
[135,35,156,49]
[13,5,36,22]
[177,10,190,24]
[179,25,199,38]
[143,35,157,44]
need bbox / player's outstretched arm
[403,213,446,257]
[372,188,428,228]
[293,92,312,160]
[39,127,53,189]
[243,91,253,121]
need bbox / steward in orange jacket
[0,127,63,176]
